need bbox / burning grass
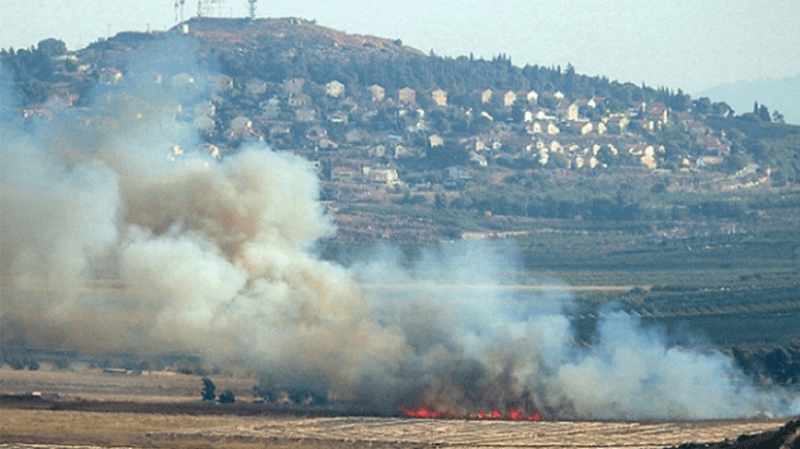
[400,404,541,421]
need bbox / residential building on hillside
[429,134,444,147]
[527,121,560,135]
[331,166,356,182]
[369,84,385,102]
[568,121,593,135]
[282,78,306,95]
[326,80,345,98]
[245,78,269,96]
[556,102,580,121]
[594,121,607,135]
[503,91,517,107]
[194,101,216,118]
[431,89,448,107]
[287,94,311,107]
[370,168,400,186]
[398,87,416,104]
[648,102,669,124]
[605,114,630,133]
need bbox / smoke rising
[1,53,799,420]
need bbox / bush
[53,358,71,370]
[218,389,235,403]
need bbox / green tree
[218,389,236,403]
[201,377,216,401]
[434,192,449,210]
[724,152,750,173]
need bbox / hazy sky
[1,0,799,95]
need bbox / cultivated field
[0,368,793,449]
[0,407,791,449]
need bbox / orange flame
[399,405,454,419]
[401,404,543,421]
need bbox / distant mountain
[699,75,800,125]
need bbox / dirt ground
[0,365,258,403]
[0,367,793,449]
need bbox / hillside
[1,17,799,248]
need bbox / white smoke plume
[1,54,798,420]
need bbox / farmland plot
[0,408,789,449]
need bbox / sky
[1,0,799,96]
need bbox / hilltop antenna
[174,0,186,22]
[196,0,224,17]
[248,0,257,20]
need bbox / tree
[434,192,449,210]
[37,38,67,57]
[772,110,786,124]
[724,152,750,173]
[756,103,772,123]
[201,377,216,401]
[218,389,236,403]
[693,97,712,115]
[711,101,733,118]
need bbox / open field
[0,368,796,449]
[0,407,791,449]
[0,367,258,403]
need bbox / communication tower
[248,0,257,20]
[174,0,186,22]
[196,0,225,17]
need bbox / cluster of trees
[732,343,800,386]
[402,184,755,223]
[201,377,235,403]
[0,346,40,371]
[0,39,75,106]
[706,112,800,184]
[441,190,645,221]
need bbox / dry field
[0,408,790,449]
[0,368,792,449]
[0,366,257,403]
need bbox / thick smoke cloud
[1,49,798,420]
[351,247,799,419]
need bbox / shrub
[218,389,235,403]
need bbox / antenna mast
[248,0,257,19]
[174,0,186,22]
[196,0,224,17]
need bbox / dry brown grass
[0,367,257,402]
[0,409,318,448]
[0,368,791,449]
[0,408,789,449]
